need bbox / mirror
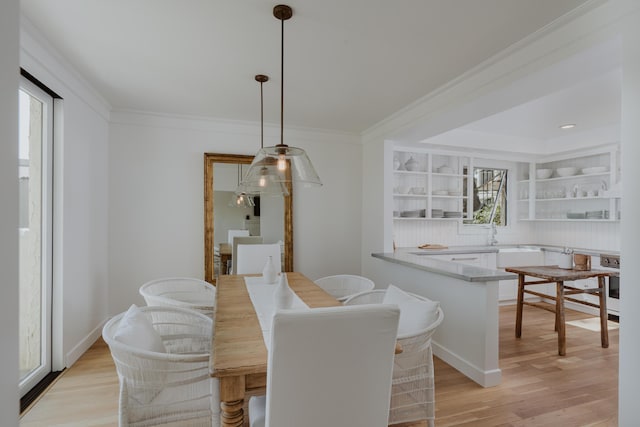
[204,153,293,283]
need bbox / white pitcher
[262,256,277,284]
[273,273,293,309]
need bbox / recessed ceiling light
[559,123,576,129]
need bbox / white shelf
[432,173,464,178]
[516,147,620,222]
[519,218,619,222]
[393,217,462,221]
[393,150,467,222]
[393,170,428,175]
[534,196,611,202]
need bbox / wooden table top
[210,272,341,378]
[505,265,617,281]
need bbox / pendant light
[237,75,290,196]
[230,163,255,207]
[243,4,322,188]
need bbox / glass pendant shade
[230,164,256,207]
[237,168,290,197]
[230,191,255,208]
[244,144,322,188]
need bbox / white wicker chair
[344,290,444,427]
[313,274,375,302]
[139,277,216,318]
[102,305,219,427]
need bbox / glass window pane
[19,89,44,382]
[469,168,508,226]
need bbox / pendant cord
[260,80,264,149]
[280,16,284,147]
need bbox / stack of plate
[400,209,426,218]
[566,212,586,219]
[443,211,463,218]
[586,210,609,219]
[431,209,443,218]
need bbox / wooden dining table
[210,272,342,427]
[505,265,616,356]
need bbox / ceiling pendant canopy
[243,4,322,189]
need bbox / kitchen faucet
[488,223,498,246]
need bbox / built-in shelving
[516,146,620,222]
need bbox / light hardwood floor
[20,304,619,426]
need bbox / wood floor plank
[20,304,619,426]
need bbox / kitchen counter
[372,251,515,282]
[401,244,619,257]
[369,242,619,389]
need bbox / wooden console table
[505,265,616,356]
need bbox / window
[19,73,59,412]
[464,168,508,226]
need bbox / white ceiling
[461,67,621,142]
[20,0,595,135]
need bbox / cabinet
[517,147,620,222]
[393,150,467,221]
[426,252,493,268]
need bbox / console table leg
[515,274,525,338]
[598,276,609,348]
[556,281,566,356]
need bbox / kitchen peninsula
[373,243,619,387]
[372,248,514,387]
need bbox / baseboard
[65,319,107,367]
[432,341,502,388]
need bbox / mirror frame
[204,153,293,283]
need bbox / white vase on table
[262,256,277,284]
[273,273,293,310]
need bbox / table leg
[556,281,566,356]
[219,376,245,427]
[515,274,525,338]
[598,276,609,349]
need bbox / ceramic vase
[262,256,277,284]
[273,273,293,310]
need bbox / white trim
[64,319,107,368]
[51,97,64,372]
[432,341,502,388]
[111,109,361,145]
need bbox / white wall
[108,112,362,313]
[20,18,111,367]
[618,4,640,423]
[1,0,20,424]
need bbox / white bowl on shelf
[437,166,454,174]
[581,166,608,175]
[556,167,578,177]
[410,187,426,195]
[433,190,449,196]
[395,186,410,194]
[536,169,553,179]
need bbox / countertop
[372,244,619,283]
[371,251,516,282]
[400,244,619,257]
